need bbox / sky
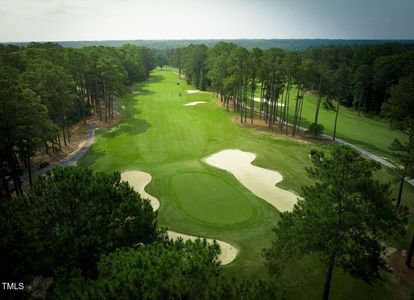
[0,0,413,42]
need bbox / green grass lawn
[80,68,414,300]
[253,86,408,163]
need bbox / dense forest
[5,39,414,51]
[0,42,155,198]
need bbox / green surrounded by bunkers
[79,67,414,300]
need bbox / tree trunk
[95,79,102,121]
[1,176,11,199]
[313,75,323,139]
[333,98,341,141]
[62,126,67,147]
[297,90,304,132]
[80,77,86,124]
[405,231,414,267]
[56,130,62,150]
[66,125,71,144]
[322,253,336,300]
[45,141,49,155]
[281,83,288,130]
[292,85,301,137]
[103,81,108,123]
[11,151,22,195]
[27,152,32,187]
[259,82,264,119]
[285,78,291,136]
[396,175,405,207]
[111,95,114,119]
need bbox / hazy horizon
[3,38,414,44]
[1,0,413,42]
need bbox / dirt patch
[388,251,414,299]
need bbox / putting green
[170,172,257,225]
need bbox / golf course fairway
[79,67,414,300]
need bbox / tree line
[169,42,414,134]
[0,42,156,197]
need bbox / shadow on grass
[77,146,107,167]
[130,84,155,96]
[147,74,163,84]
[101,119,150,139]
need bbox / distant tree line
[169,42,414,128]
[5,39,414,51]
[0,42,156,197]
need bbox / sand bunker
[121,171,160,211]
[167,231,238,265]
[186,90,200,94]
[204,149,298,212]
[121,170,238,265]
[184,101,207,106]
[254,97,284,106]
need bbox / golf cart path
[323,134,413,185]
[60,123,96,167]
[26,122,96,179]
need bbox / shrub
[307,123,325,136]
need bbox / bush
[309,149,318,157]
[307,123,325,136]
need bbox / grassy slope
[253,86,408,163]
[80,68,414,300]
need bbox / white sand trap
[184,101,207,106]
[254,97,284,106]
[204,149,298,212]
[120,170,238,265]
[121,171,160,211]
[167,231,238,265]
[186,89,200,94]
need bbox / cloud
[46,8,67,15]
[0,8,8,15]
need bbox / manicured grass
[254,86,408,163]
[80,68,414,300]
[171,171,257,225]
